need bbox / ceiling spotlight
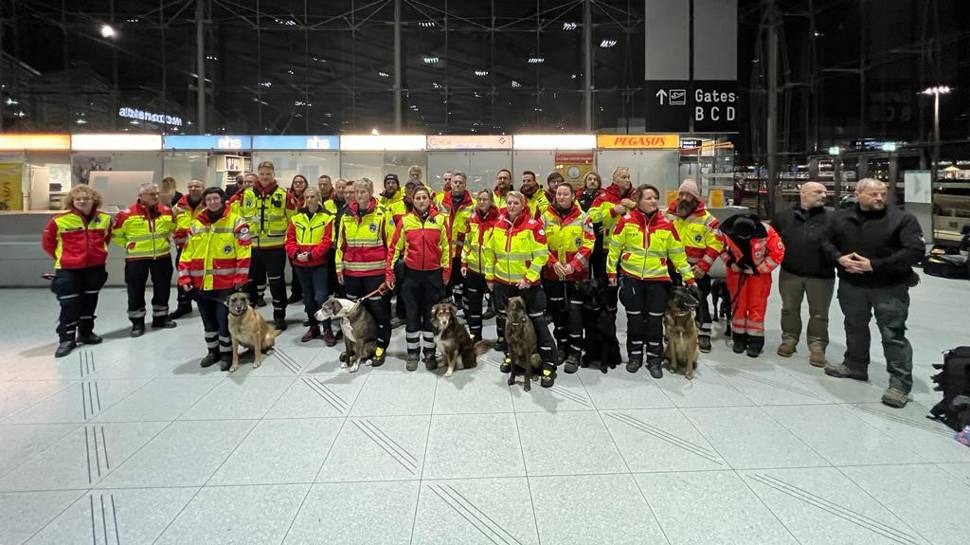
[511,80,522,88]
[528,56,545,64]
[125,18,139,23]
[75,118,88,125]
[432,81,441,89]
[474,70,489,77]
[99,24,117,39]
[600,39,617,48]
[922,85,952,95]
[418,21,435,28]
[423,57,440,64]
[378,71,390,78]
[258,81,272,88]
[562,22,578,31]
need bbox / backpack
[929,346,970,431]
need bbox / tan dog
[504,296,541,391]
[227,292,281,373]
[431,302,493,377]
[663,286,701,380]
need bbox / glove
[687,282,701,302]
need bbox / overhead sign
[513,134,596,150]
[692,81,739,133]
[162,135,252,150]
[644,81,691,132]
[118,107,183,127]
[72,134,162,151]
[0,134,72,151]
[340,135,426,151]
[596,134,680,149]
[427,135,512,150]
[252,135,339,150]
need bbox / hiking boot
[776,339,797,358]
[731,332,748,354]
[55,339,76,358]
[646,360,663,379]
[698,335,712,353]
[301,325,320,343]
[626,357,642,373]
[371,347,386,367]
[405,355,419,372]
[808,346,827,368]
[746,336,764,358]
[540,368,556,388]
[500,356,512,373]
[170,304,192,319]
[556,350,568,366]
[881,387,910,408]
[823,363,869,382]
[152,318,177,329]
[219,353,232,372]
[563,353,580,374]
[322,328,337,347]
[423,352,438,371]
[199,350,220,368]
[77,332,103,345]
[130,325,145,338]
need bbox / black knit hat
[384,173,400,184]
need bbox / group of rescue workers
[42,161,785,389]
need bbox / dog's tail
[265,328,283,346]
[473,339,495,356]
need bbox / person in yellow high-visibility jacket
[437,172,476,309]
[608,183,698,379]
[112,182,178,336]
[171,178,206,319]
[483,191,559,388]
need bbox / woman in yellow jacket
[607,184,698,379]
[484,191,559,388]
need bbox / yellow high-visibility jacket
[607,208,694,283]
[484,212,549,285]
[112,201,176,260]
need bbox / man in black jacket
[822,178,925,408]
[773,182,836,367]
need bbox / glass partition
[340,152,427,185]
[162,152,209,187]
[253,152,340,187]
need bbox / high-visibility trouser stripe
[343,261,385,271]
[57,293,80,301]
[204,332,218,348]
[422,331,435,350]
[152,305,169,317]
[128,309,147,318]
[219,335,232,352]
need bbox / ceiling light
[4,97,17,105]
[258,81,272,88]
[418,21,435,28]
[275,18,297,26]
[205,55,219,61]
[432,82,441,89]
[371,128,380,135]
[378,71,390,78]
[423,56,440,64]
[813,31,824,37]
[125,18,139,23]
[600,39,617,48]
[99,24,117,39]
[75,118,88,125]
[922,85,952,95]
[511,80,522,88]
[474,70,489,77]
[528,56,545,64]
[562,22,578,31]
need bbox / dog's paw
[349,362,360,373]
[252,359,262,369]
[228,365,238,373]
[444,369,454,377]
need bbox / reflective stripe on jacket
[285,208,334,267]
[541,203,595,281]
[173,195,205,249]
[666,200,724,272]
[177,208,252,291]
[235,182,294,248]
[437,190,476,255]
[484,212,549,285]
[461,206,500,274]
[335,198,392,277]
[607,208,694,283]
[386,209,451,283]
[42,209,112,269]
[112,202,176,261]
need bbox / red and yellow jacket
[177,207,252,291]
[524,189,549,220]
[386,209,451,284]
[607,208,694,283]
[437,190,476,256]
[42,208,112,270]
[461,206,500,275]
[541,203,595,281]
[484,211,549,286]
[589,183,635,234]
[287,189,306,210]
[173,194,205,249]
[285,208,334,268]
[721,219,785,275]
[336,198,393,278]
[112,202,176,261]
[666,200,724,273]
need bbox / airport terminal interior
[1,1,969,544]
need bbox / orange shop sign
[596,134,680,149]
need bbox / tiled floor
[1,271,968,545]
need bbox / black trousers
[326,250,343,297]
[493,283,558,370]
[344,274,391,350]
[619,277,669,365]
[125,257,173,325]
[174,248,192,310]
[402,269,444,357]
[542,279,584,358]
[393,259,407,320]
[51,266,108,341]
[462,270,488,340]
[248,247,287,318]
[193,288,232,356]
[446,255,464,309]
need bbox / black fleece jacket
[822,204,925,288]
[772,205,836,278]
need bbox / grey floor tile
[0,490,86,545]
[349,372,437,416]
[317,415,429,482]
[845,403,970,463]
[841,464,969,545]
[578,370,675,410]
[93,377,223,422]
[3,379,150,424]
[516,411,626,476]
[265,374,366,419]
[740,467,930,545]
[635,470,799,545]
[510,372,596,412]
[0,382,73,417]
[654,367,755,408]
[283,481,419,545]
[530,474,667,545]
[602,408,728,472]
[412,477,539,545]
[432,368,514,414]
[0,423,79,478]
[423,413,525,480]
[713,364,833,406]
[155,484,309,545]
[179,376,295,420]
[208,418,343,485]
[683,406,829,469]
[98,420,255,488]
[764,405,929,466]
[935,462,970,488]
[0,422,167,491]
[26,487,200,545]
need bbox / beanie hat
[678,179,701,199]
[384,173,400,184]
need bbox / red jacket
[287,189,305,210]
[721,218,785,275]
[386,209,451,284]
[542,203,595,282]
[42,208,112,269]
[285,208,334,267]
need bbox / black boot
[219,352,233,372]
[540,366,556,388]
[698,335,712,353]
[423,350,438,371]
[199,348,220,368]
[152,317,177,329]
[732,332,748,354]
[746,335,764,358]
[170,303,192,319]
[130,321,145,338]
[646,358,663,379]
[273,310,287,331]
[77,331,103,345]
[626,355,643,373]
[55,339,76,358]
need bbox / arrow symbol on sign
[656,89,667,105]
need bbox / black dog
[576,278,623,373]
[710,278,733,337]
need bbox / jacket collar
[196,206,230,225]
[253,180,279,196]
[604,183,633,201]
[666,199,708,218]
[549,202,582,222]
[440,190,473,210]
[474,205,499,223]
[349,197,378,217]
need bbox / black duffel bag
[929,346,970,431]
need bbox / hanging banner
[554,151,594,189]
[0,163,25,211]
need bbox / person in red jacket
[286,186,335,343]
[460,188,500,342]
[720,213,785,357]
[386,186,451,371]
[42,185,113,358]
[286,174,311,306]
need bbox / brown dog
[227,292,282,373]
[315,296,377,373]
[431,302,493,377]
[504,296,541,391]
[663,286,701,380]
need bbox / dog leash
[347,283,391,313]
